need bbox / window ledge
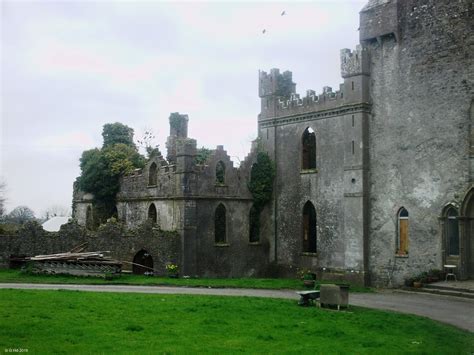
[300,169,318,175]
[147,184,157,188]
[214,243,230,247]
[248,242,261,246]
[395,254,409,258]
[301,252,318,257]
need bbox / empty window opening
[351,81,354,91]
[398,207,409,255]
[302,201,317,253]
[351,178,356,184]
[148,203,157,224]
[249,205,260,243]
[302,127,316,170]
[352,140,355,155]
[352,115,355,127]
[86,206,94,230]
[216,161,226,184]
[132,250,153,275]
[215,203,227,244]
[446,207,459,256]
[148,162,157,186]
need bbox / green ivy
[248,151,275,242]
[248,151,275,211]
[195,147,212,165]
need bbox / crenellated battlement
[340,45,370,78]
[259,69,295,98]
[276,86,344,110]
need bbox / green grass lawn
[0,269,372,292]
[0,289,472,353]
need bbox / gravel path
[1,283,473,332]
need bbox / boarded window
[148,162,157,186]
[148,203,157,224]
[216,161,226,184]
[215,203,226,243]
[398,208,409,255]
[303,201,317,253]
[446,207,459,256]
[302,128,316,169]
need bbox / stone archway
[461,188,474,279]
[132,250,154,275]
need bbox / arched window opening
[249,205,260,243]
[86,206,93,230]
[302,127,316,170]
[111,206,118,220]
[216,161,226,184]
[132,249,154,275]
[148,162,157,186]
[303,201,317,253]
[398,207,409,255]
[215,203,226,243]
[148,203,157,224]
[446,207,459,256]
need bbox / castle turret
[166,112,189,163]
[359,0,399,43]
[340,45,370,103]
[258,69,295,119]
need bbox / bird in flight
[262,29,266,34]
[281,10,286,16]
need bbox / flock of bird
[262,10,286,34]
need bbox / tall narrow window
[249,205,260,243]
[302,201,317,253]
[148,162,157,186]
[302,127,316,170]
[86,206,93,230]
[216,161,226,184]
[215,203,226,243]
[148,203,157,224]
[446,207,459,256]
[398,208,409,255]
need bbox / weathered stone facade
[3,0,473,286]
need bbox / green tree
[102,122,136,148]
[6,205,36,225]
[77,123,146,223]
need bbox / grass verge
[0,269,372,292]
[0,289,472,353]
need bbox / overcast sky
[1,0,365,218]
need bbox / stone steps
[405,284,474,300]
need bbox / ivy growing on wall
[248,151,275,242]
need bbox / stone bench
[296,290,320,306]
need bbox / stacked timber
[25,247,122,276]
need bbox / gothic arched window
[302,127,316,170]
[215,203,226,243]
[216,161,226,184]
[148,162,157,186]
[446,207,459,256]
[303,201,317,253]
[397,207,409,255]
[148,203,157,224]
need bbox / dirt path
[1,283,472,332]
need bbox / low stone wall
[0,221,180,276]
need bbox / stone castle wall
[364,0,473,286]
